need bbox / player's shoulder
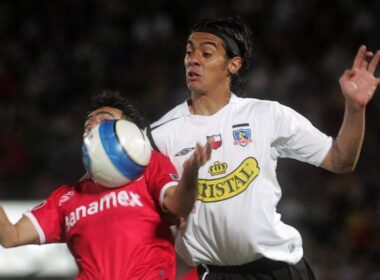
[150,101,188,132]
[238,96,309,127]
[43,182,77,203]
[148,150,171,166]
[144,150,176,182]
[233,95,282,114]
[148,101,188,152]
[150,150,164,160]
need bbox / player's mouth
[187,71,202,81]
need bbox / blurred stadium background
[0,0,379,279]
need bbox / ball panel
[115,120,152,166]
[82,119,152,188]
[98,120,145,181]
[85,124,131,188]
[81,140,93,178]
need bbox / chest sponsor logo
[65,190,143,231]
[197,157,260,202]
[233,128,253,147]
[207,134,222,150]
[208,161,228,176]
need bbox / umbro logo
[59,191,75,206]
[175,147,195,156]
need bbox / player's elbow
[173,205,193,219]
[322,144,359,174]
[0,237,17,248]
[0,225,21,248]
[164,201,192,218]
[163,186,195,218]
[332,153,358,173]
[1,242,13,248]
[329,160,357,174]
[338,165,356,174]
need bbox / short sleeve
[271,102,333,166]
[24,186,70,244]
[144,151,179,207]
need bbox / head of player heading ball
[82,119,152,188]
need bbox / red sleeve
[144,151,179,205]
[24,186,71,244]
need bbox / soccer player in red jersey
[0,91,212,280]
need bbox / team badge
[207,134,222,150]
[233,128,253,147]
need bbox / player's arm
[0,206,40,248]
[321,46,380,173]
[163,140,212,218]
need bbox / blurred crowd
[0,0,379,279]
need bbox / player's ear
[227,57,243,75]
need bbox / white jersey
[149,94,332,266]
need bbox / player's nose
[186,52,201,67]
[189,57,201,67]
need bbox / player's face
[84,106,124,136]
[184,32,230,94]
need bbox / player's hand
[339,45,380,109]
[183,137,213,171]
[166,138,213,218]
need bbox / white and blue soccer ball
[82,119,152,188]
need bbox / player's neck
[189,90,231,116]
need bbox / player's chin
[186,81,203,92]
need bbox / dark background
[0,0,379,279]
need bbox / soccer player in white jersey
[148,15,380,280]
[0,91,212,280]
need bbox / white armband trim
[159,181,178,210]
[23,212,46,244]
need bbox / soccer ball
[82,119,152,188]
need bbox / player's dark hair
[191,15,253,95]
[88,90,148,129]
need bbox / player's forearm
[165,163,199,218]
[325,101,365,173]
[164,141,211,217]
[0,206,18,248]
[175,166,199,217]
[0,207,39,247]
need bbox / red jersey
[25,151,179,280]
